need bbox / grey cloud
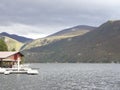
[0,0,120,37]
[0,0,119,26]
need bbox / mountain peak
[0,32,33,43]
[107,20,120,22]
[0,32,9,35]
[104,20,120,25]
[49,25,96,37]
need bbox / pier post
[17,58,20,71]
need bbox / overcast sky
[0,0,120,39]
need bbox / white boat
[0,59,38,75]
[27,69,39,75]
[0,68,6,73]
[4,71,11,75]
[4,68,38,75]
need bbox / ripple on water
[0,63,120,90]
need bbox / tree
[11,48,16,51]
[0,39,8,51]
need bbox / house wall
[0,52,23,68]
[6,53,22,61]
[6,55,15,60]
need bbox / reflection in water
[0,63,120,90]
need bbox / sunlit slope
[22,20,120,63]
[1,36,23,51]
[22,25,95,50]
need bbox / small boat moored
[0,68,39,75]
[27,69,39,75]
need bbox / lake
[0,63,120,90]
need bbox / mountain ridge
[22,20,120,63]
[22,25,96,50]
[0,32,33,43]
[49,25,96,37]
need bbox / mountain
[22,20,120,63]
[0,36,23,51]
[0,32,33,43]
[21,25,96,50]
[49,25,95,37]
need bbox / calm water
[0,63,120,90]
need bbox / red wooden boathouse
[0,52,24,68]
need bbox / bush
[0,39,8,51]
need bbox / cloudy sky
[0,0,120,39]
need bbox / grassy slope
[22,20,120,63]
[21,33,88,50]
[22,26,95,50]
[1,36,23,51]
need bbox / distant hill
[0,32,33,43]
[21,25,96,50]
[22,20,120,63]
[49,25,95,37]
[0,36,23,51]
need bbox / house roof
[0,51,23,58]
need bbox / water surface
[0,63,120,90]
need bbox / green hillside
[21,25,95,50]
[22,20,120,63]
[0,36,24,51]
[0,39,8,51]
